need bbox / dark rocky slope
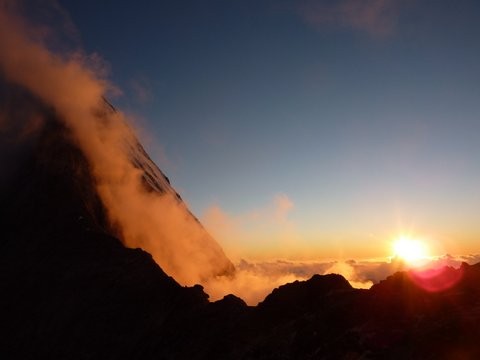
[1,89,480,359]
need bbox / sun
[392,236,429,264]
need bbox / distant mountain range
[1,85,480,359]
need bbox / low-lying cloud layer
[204,254,480,305]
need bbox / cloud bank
[205,254,480,305]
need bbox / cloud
[273,193,294,222]
[130,76,153,104]
[204,258,369,305]
[299,0,402,38]
[0,2,233,286]
[323,261,373,288]
[202,193,299,259]
[204,265,300,306]
[458,254,480,264]
[204,254,480,305]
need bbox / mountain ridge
[1,85,480,359]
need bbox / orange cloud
[0,3,233,286]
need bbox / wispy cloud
[130,76,153,104]
[299,0,403,38]
[202,193,299,259]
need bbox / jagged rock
[2,83,480,359]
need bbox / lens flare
[409,266,464,292]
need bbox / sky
[39,0,480,261]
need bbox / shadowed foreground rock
[1,90,480,359]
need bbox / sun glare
[392,236,429,265]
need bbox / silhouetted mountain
[1,85,480,359]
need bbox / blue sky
[56,0,480,259]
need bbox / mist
[0,2,232,286]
